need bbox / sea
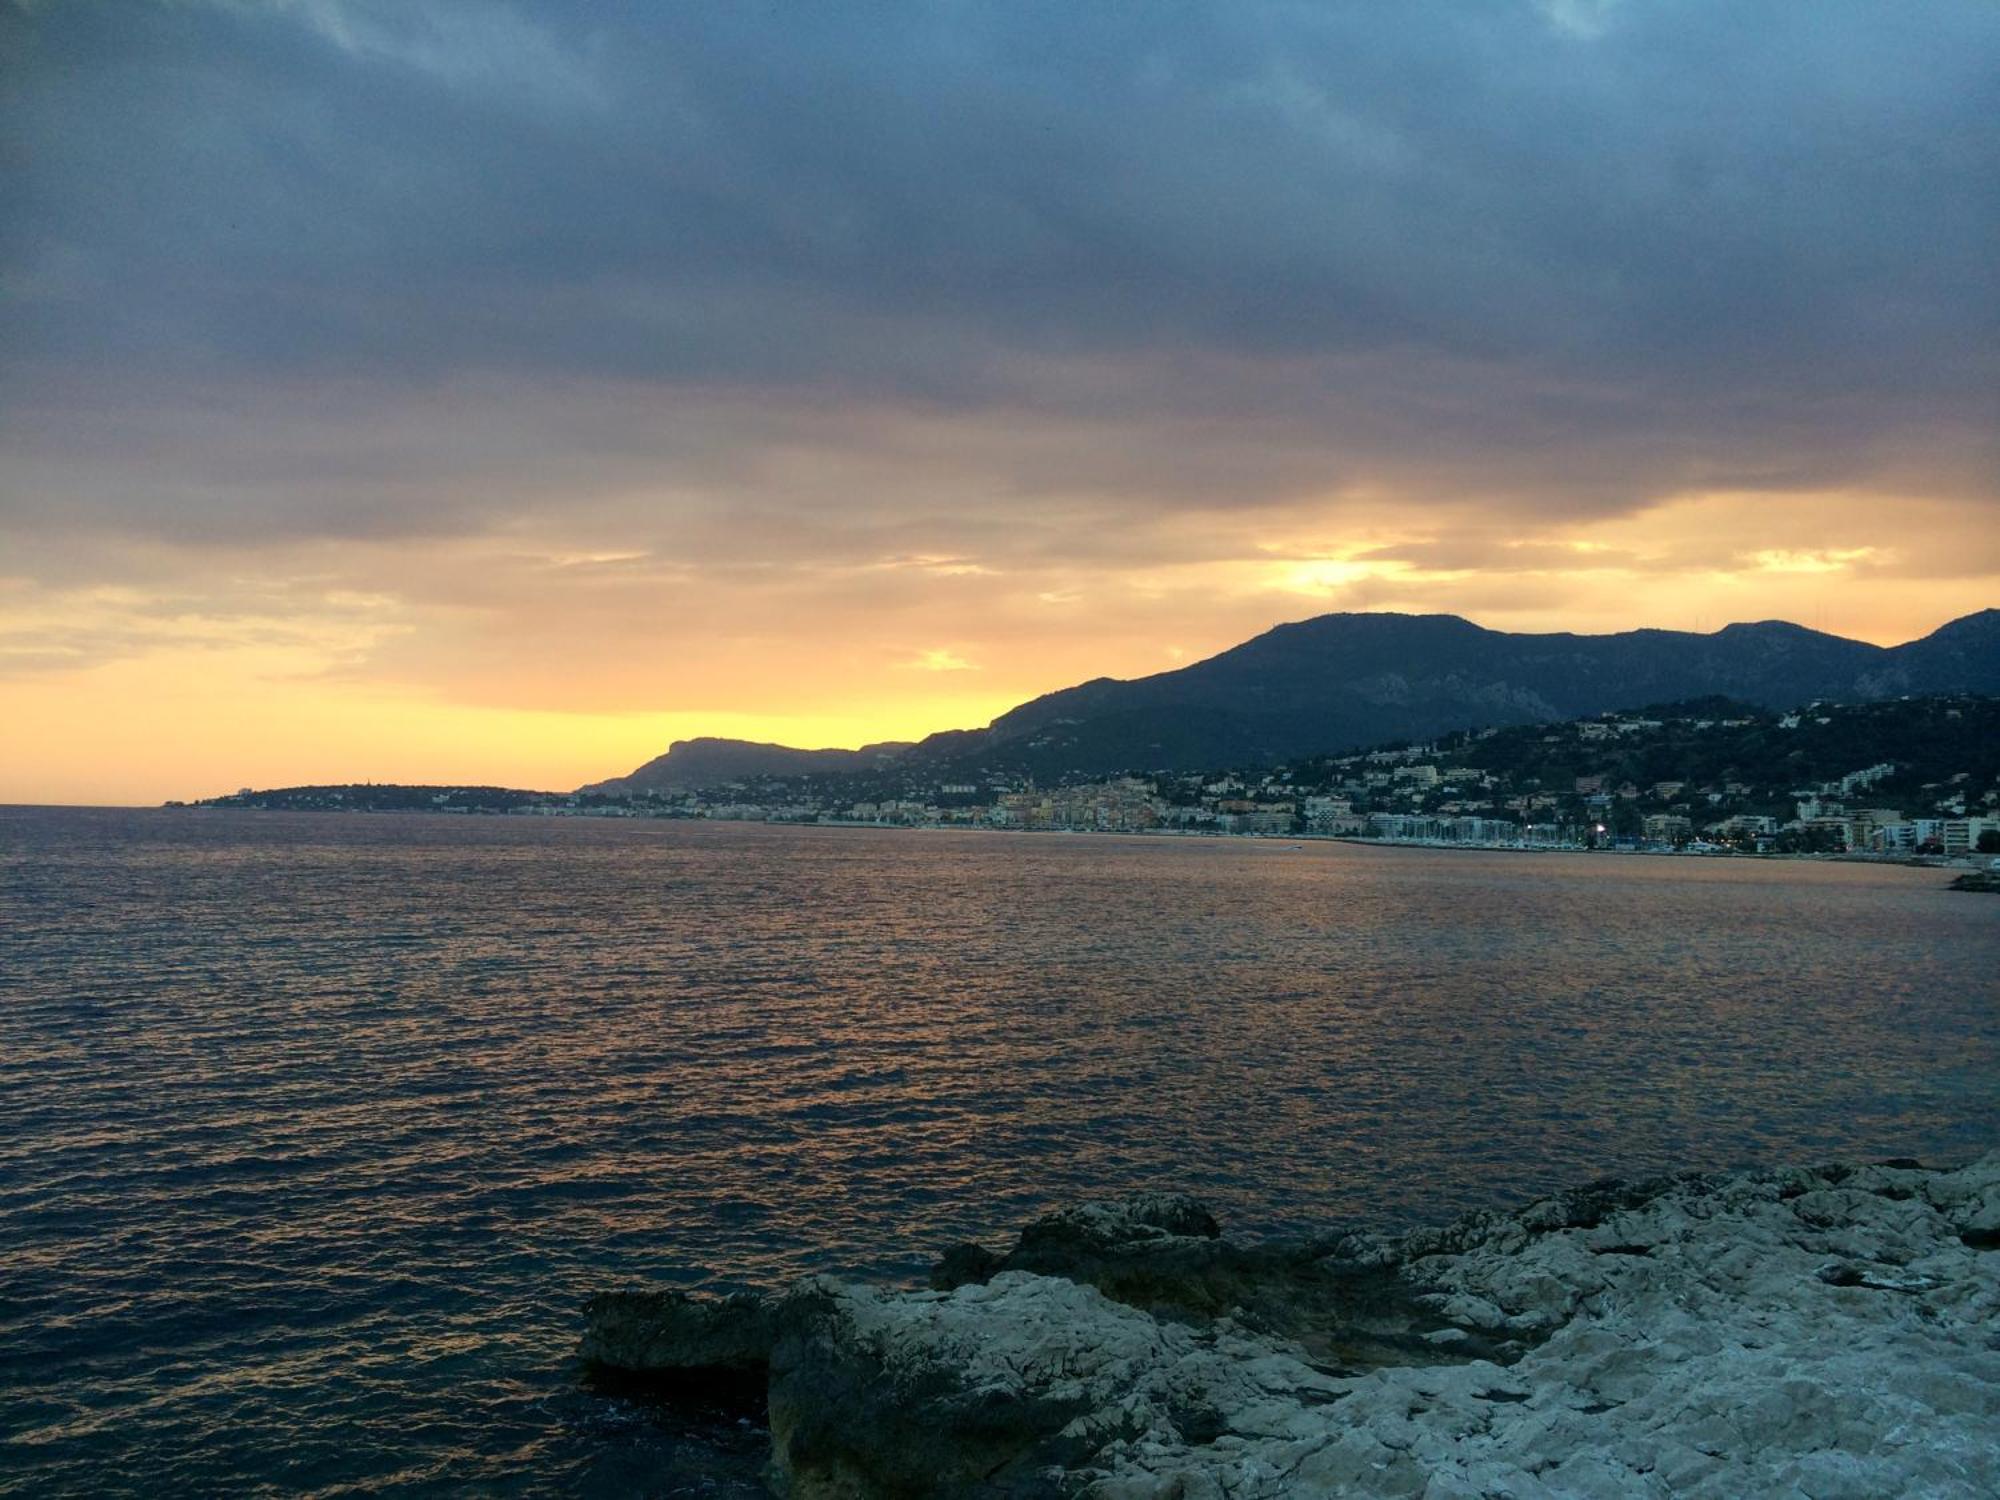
[2,807,1994,1496]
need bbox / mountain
[1887,608,2000,692]
[912,610,2000,777]
[587,609,2000,788]
[583,737,913,794]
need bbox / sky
[3,1,1997,804]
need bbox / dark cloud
[9,4,1999,378]
[1,0,1995,590]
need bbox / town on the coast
[193,693,2000,861]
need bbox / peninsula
[189,692,2000,859]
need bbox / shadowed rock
[768,1277,1113,1500]
[931,1190,1512,1373]
[580,1288,778,1376]
[582,1153,2000,1498]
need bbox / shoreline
[582,1153,2000,1498]
[134,801,1987,871]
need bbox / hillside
[589,609,1999,790]
[189,784,560,813]
[189,695,2000,852]
[909,610,2000,777]
[583,737,913,795]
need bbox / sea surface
[2,808,1995,1496]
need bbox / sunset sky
[4,1,1997,804]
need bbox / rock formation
[581,1154,2000,1497]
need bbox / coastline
[583,1154,2000,1498]
[149,800,1986,873]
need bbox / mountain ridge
[586,609,2000,791]
[582,737,913,794]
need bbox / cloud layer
[3,1,1996,798]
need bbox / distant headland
[185,608,2000,860]
[186,692,2000,864]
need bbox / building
[1642,814,1693,844]
[1797,816,1855,849]
[1238,809,1296,835]
[1942,818,1997,856]
[1369,813,1443,841]
[1843,808,1906,847]
[1711,814,1778,838]
[1441,817,1520,844]
[1836,762,1898,795]
[1869,821,1918,852]
[1308,811,1370,836]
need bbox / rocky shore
[582,1155,2000,1497]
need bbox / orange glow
[3,486,1993,804]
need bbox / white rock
[761,1155,2000,1498]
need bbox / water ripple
[2,808,1995,1495]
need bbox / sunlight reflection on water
[1,809,1994,1494]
